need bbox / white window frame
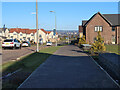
[95,26,103,32]
[95,27,98,32]
[99,26,103,32]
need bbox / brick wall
[86,13,116,44]
[117,26,120,44]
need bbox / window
[95,27,98,32]
[95,26,103,32]
[99,26,103,32]
[13,32,16,35]
[112,27,115,31]
[31,33,34,36]
[23,37,26,40]
[11,36,13,39]
[20,34,22,36]
[27,38,30,41]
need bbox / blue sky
[2,2,118,30]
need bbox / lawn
[1,46,62,89]
[105,44,120,55]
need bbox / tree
[91,31,106,53]
[78,35,87,45]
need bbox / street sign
[53,29,56,36]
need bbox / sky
[1,2,118,30]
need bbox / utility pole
[36,0,39,52]
[55,12,57,46]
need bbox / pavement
[19,45,118,88]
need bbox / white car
[46,42,52,46]
[2,39,21,49]
[22,41,31,47]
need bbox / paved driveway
[19,45,118,88]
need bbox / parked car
[22,41,31,47]
[46,42,52,46]
[2,39,21,49]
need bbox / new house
[79,12,120,44]
[1,28,58,43]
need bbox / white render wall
[2,28,58,43]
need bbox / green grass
[105,45,120,55]
[2,46,62,89]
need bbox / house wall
[78,25,83,38]
[1,28,59,43]
[117,26,120,44]
[39,29,47,43]
[86,13,116,44]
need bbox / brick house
[79,12,120,44]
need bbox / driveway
[2,45,47,64]
[19,45,118,88]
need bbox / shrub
[91,31,106,54]
[78,35,87,46]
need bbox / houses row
[79,12,120,44]
[0,28,58,43]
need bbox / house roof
[83,12,120,27]
[40,29,47,34]
[9,28,37,34]
[9,28,55,35]
[103,14,120,26]
[46,31,52,34]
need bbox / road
[19,45,118,88]
[2,45,47,64]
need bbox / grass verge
[2,46,62,89]
[105,44,120,55]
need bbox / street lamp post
[50,11,57,46]
[36,0,39,52]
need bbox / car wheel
[2,47,5,50]
[19,45,21,49]
[13,45,16,49]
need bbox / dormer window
[13,32,16,35]
[20,33,22,36]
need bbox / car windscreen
[4,40,13,42]
[47,42,51,43]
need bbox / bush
[78,35,87,46]
[91,31,106,54]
